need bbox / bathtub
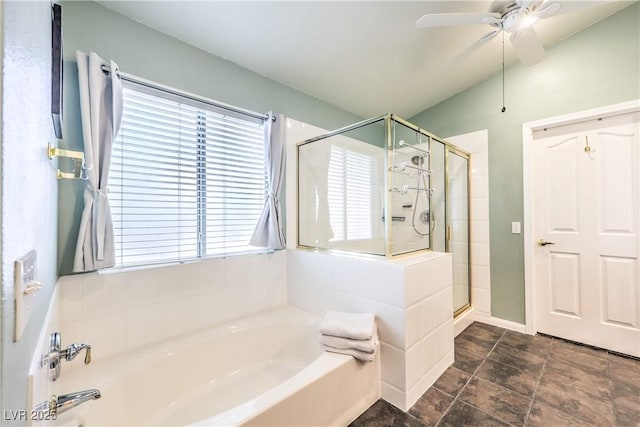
[54,306,380,426]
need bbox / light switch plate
[14,250,41,342]
[511,222,521,234]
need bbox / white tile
[82,309,127,361]
[125,267,174,306]
[469,152,488,177]
[377,302,405,348]
[352,259,379,300]
[471,176,489,201]
[420,334,439,376]
[302,282,331,317]
[467,134,488,154]
[470,197,489,221]
[421,255,451,298]
[471,243,490,267]
[330,256,354,294]
[472,288,491,315]
[352,296,377,315]
[327,290,354,312]
[60,319,83,345]
[405,264,429,307]
[265,273,287,308]
[224,255,249,288]
[381,382,406,412]
[421,287,454,335]
[377,264,405,308]
[406,345,422,389]
[81,273,127,318]
[59,275,83,322]
[405,303,421,348]
[380,342,406,390]
[199,257,226,287]
[470,220,490,245]
[471,265,491,290]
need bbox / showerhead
[411,155,424,166]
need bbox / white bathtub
[54,306,380,426]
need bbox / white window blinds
[109,84,266,267]
[327,146,375,241]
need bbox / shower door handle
[537,239,555,246]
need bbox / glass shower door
[447,149,470,316]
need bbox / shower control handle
[537,239,555,246]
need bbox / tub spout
[36,389,101,417]
[57,389,101,415]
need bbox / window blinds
[327,146,375,241]
[110,85,266,267]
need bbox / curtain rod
[100,64,275,122]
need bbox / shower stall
[297,114,471,316]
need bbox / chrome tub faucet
[36,389,101,418]
[40,332,92,381]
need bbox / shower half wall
[296,114,471,315]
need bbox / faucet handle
[62,343,92,364]
[83,346,91,364]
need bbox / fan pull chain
[501,30,506,113]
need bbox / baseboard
[474,311,528,334]
[453,307,474,336]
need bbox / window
[109,83,266,267]
[327,145,376,241]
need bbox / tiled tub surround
[287,249,454,410]
[57,251,287,362]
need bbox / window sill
[97,248,275,275]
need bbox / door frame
[522,99,640,335]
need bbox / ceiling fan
[416,0,604,66]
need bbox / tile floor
[351,321,640,427]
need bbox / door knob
[537,239,555,246]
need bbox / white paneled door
[533,111,640,357]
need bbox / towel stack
[319,311,378,362]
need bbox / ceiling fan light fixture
[520,14,539,29]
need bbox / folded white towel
[321,333,378,354]
[321,344,375,362]
[319,311,376,341]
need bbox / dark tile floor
[351,322,640,427]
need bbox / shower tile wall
[447,130,491,324]
[287,249,454,411]
[57,252,287,362]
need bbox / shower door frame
[445,146,472,318]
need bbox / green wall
[58,1,363,274]
[1,1,59,420]
[410,3,640,324]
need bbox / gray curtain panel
[250,112,287,249]
[73,51,123,272]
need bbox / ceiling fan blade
[449,29,501,65]
[517,0,544,12]
[535,1,562,19]
[510,27,545,66]
[416,12,501,28]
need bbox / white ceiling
[97,1,634,118]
